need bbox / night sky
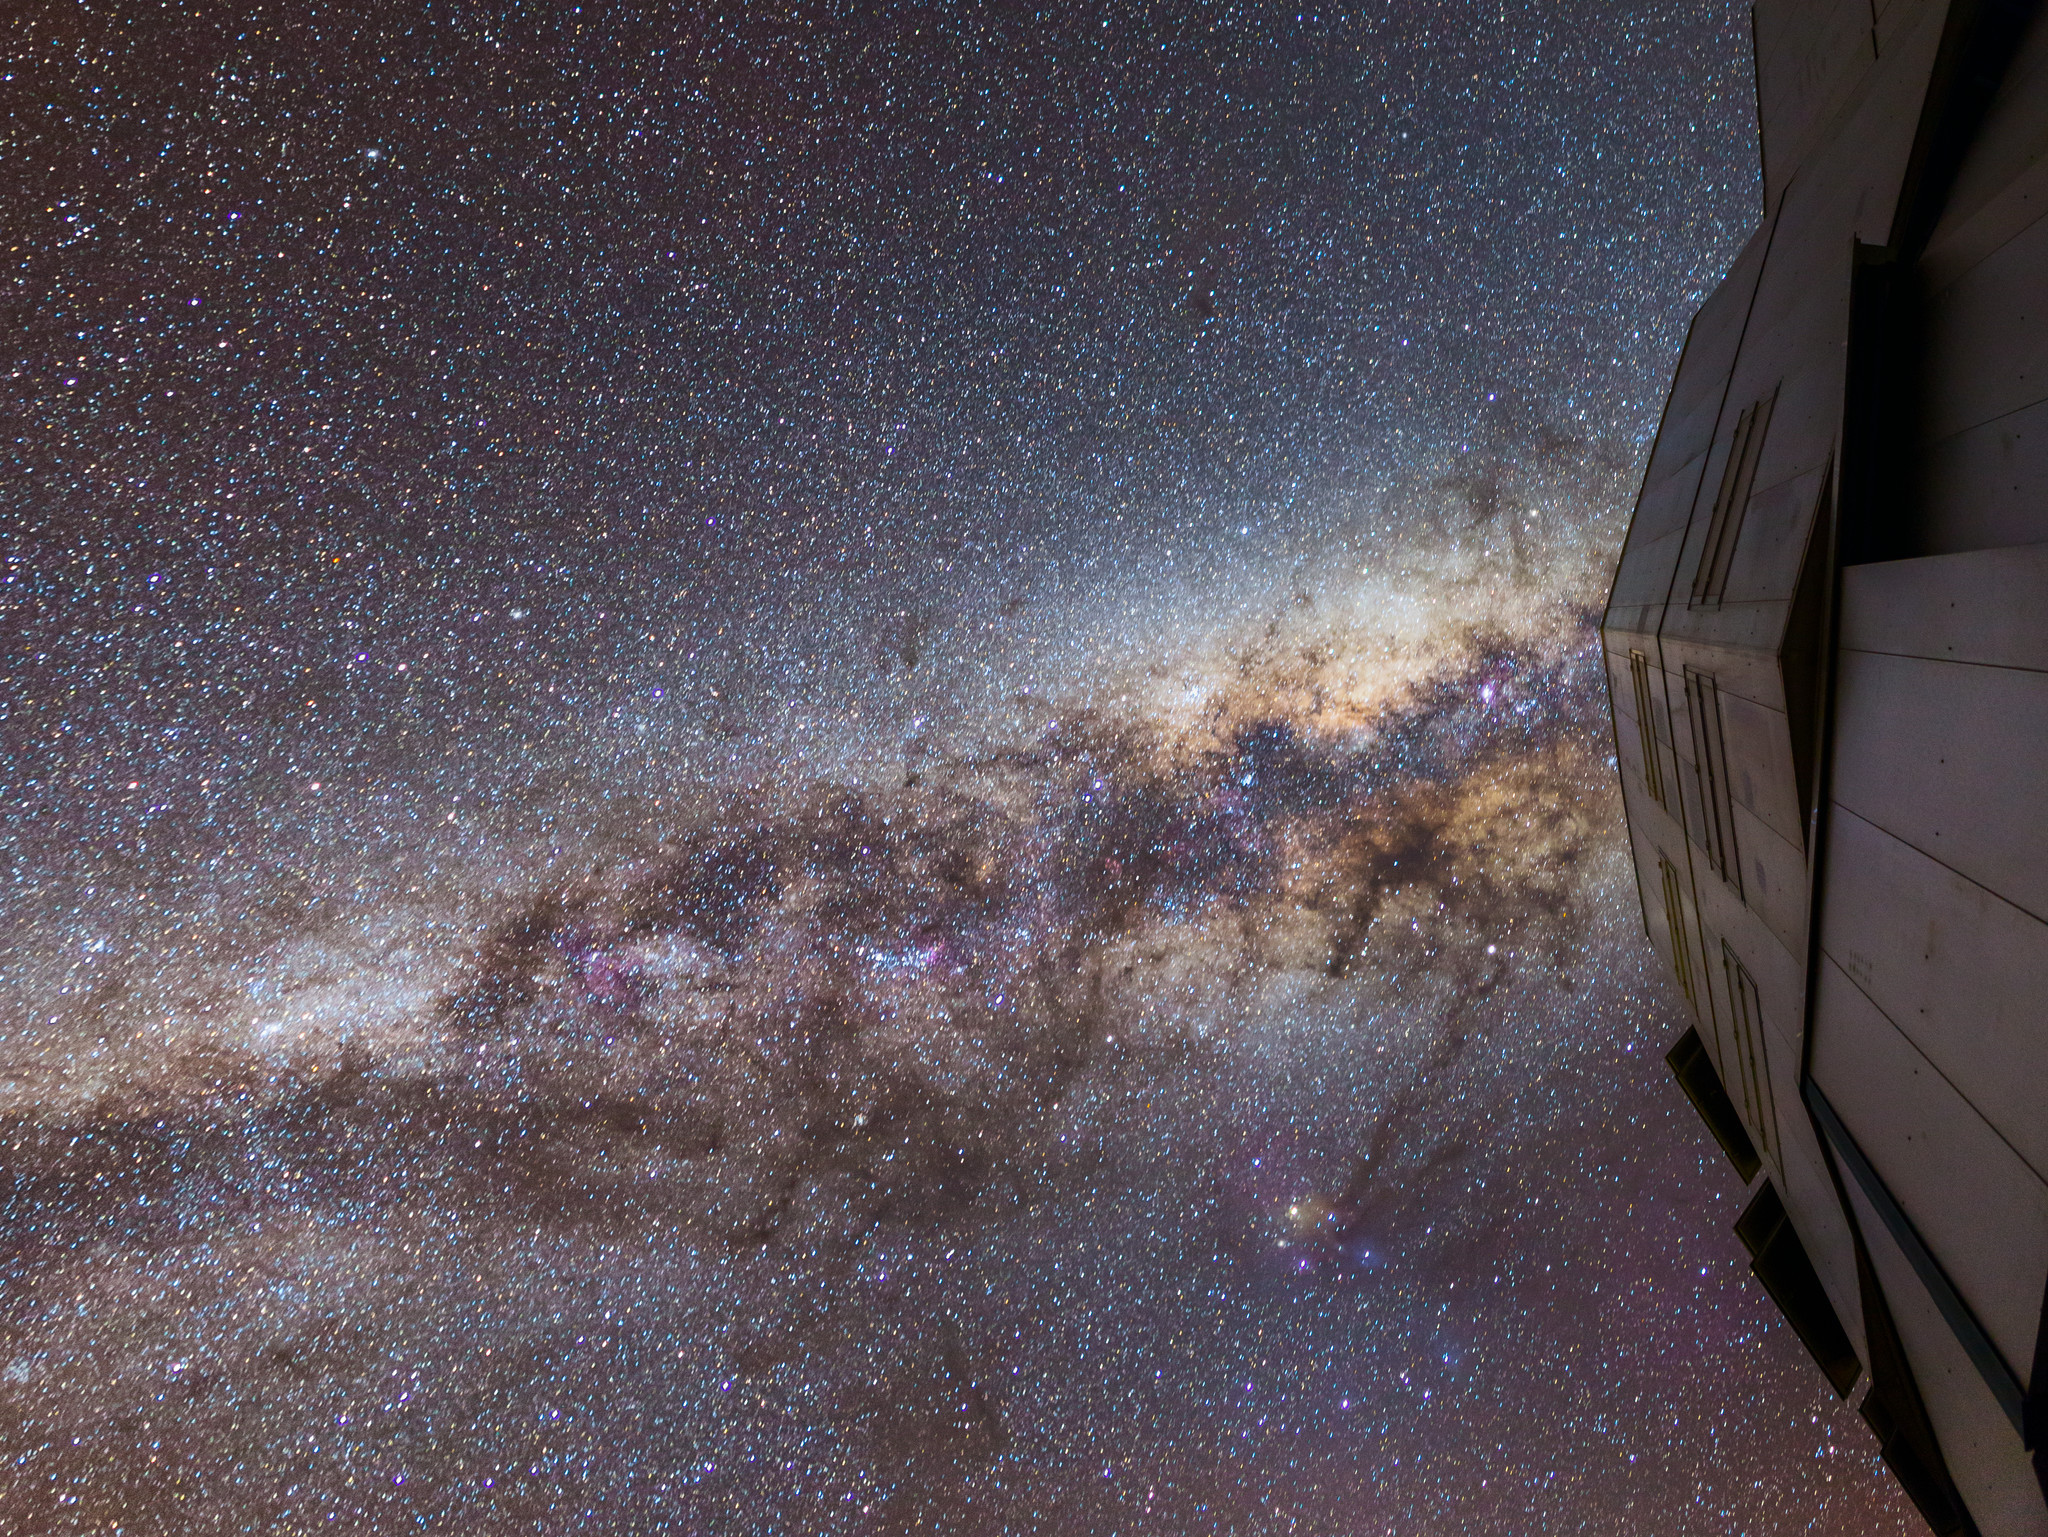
[5,2,1921,1533]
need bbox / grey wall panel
[1632,837,1691,994]
[1673,730,1711,849]
[1740,216,1853,353]
[1842,1173,2048,1537]
[1813,958,2048,1378]
[1605,648,1638,717]
[1612,486,1710,615]
[1618,772,1682,853]
[1617,766,1684,872]
[1716,899,1809,1041]
[1609,527,1691,622]
[1612,700,1655,801]
[1759,958,1807,1182]
[1917,394,2048,554]
[1610,229,1777,624]
[1842,544,2048,670]
[1719,690,1806,849]
[1823,806,2048,1181]
[1616,805,1663,944]
[1643,431,1721,504]
[1648,323,1758,491]
[1924,147,2048,292]
[1922,210,2048,442]
[1743,52,1918,338]
[1849,0,1951,247]
[1752,0,1879,206]
[1654,225,1773,453]
[1655,243,1830,636]
[1692,921,1738,1096]
[1729,797,1811,957]
[1617,684,1688,837]
[1649,394,1733,492]
[1829,649,2048,921]
[1780,1118,1878,1362]
[1724,462,1828,608]
[1914,2,2048,558]
[1640,439,1716,509]
[1699,880,1810,1057]
[1872,0,1938,55]
[1745,2,1941,339]
[1605,604,1665,642]
[1644,653,1682,759]
[1923,2,2048,278]
[1696,894,1810,1184]
[1653,635,1788,708]
[1657,252,1829,633]
[1766,1098,1837,1293]
[1725,274,1847,451]
[1663,597,1797,660]
[1746,364,1837,507]
[1620,468,1715,616]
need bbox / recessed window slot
[1660,855,1696,1004]
[1721,942,1778,1170]
[1684,667,1741,894]
[1629,649,1667,808]
[1692,390,1776,608]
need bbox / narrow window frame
[1692,389,1777,609]
[1629,649,1667,808]
[1660,855,1697,1004]
[1721,941,1779,1171]
[1684,666,1742,894]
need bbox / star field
[4,2,1922,1533]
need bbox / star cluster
[4,1,1918,1533]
